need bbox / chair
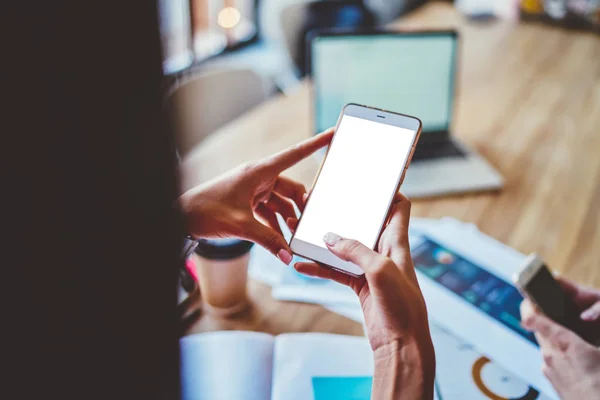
[280,2,313,77]
[168,68,274,155]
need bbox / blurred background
[159,0,599,87]
[160,0,599,157]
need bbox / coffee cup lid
[194,238,254,260]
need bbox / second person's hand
[180,129,334,264]
[520,277,600,400]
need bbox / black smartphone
[514,253,599,345]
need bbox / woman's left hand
[180,129,333,264]
[292,193,436,399]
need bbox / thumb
[243,220,293,265]
[388,192,411,231]
[581,300,600,322]
[323,232,383,273]
[521,299,580,351]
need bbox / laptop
[309,30,503,198]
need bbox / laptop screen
[312,32,457,135]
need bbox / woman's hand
[180,129,333,264]
[293,194,436,400]
[520,278,600,400]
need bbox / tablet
[410,233,558,399]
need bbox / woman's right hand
[179,130,333,264]
[293,194,436,400]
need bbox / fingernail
[277,249,293,265]
[581,308,598,321]
[302,193,309,202]
[323,232,342,246]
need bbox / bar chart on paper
[311,376,443,400]
[312,377,372,400]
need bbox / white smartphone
[289,103,422,276]
[514,253,599,345]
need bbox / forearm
[372,339,436,400]
[179,188,231,239]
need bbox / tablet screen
[412,238,537,345]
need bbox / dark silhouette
[4,1,182,399]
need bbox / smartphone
[514,253,599,345]
[289,103,422,276]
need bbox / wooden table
[181,2,600,336]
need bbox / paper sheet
[272,260,358,306]
[431,324,553,400]
[180,331,274,400]
[410,222,558,399]
[271,333,374,400]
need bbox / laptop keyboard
[411,140,466,162]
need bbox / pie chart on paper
[431,324,551,400]
[472,356,539,400]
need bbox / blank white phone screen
[294,115,416,250]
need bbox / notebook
[180,332,376,400]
